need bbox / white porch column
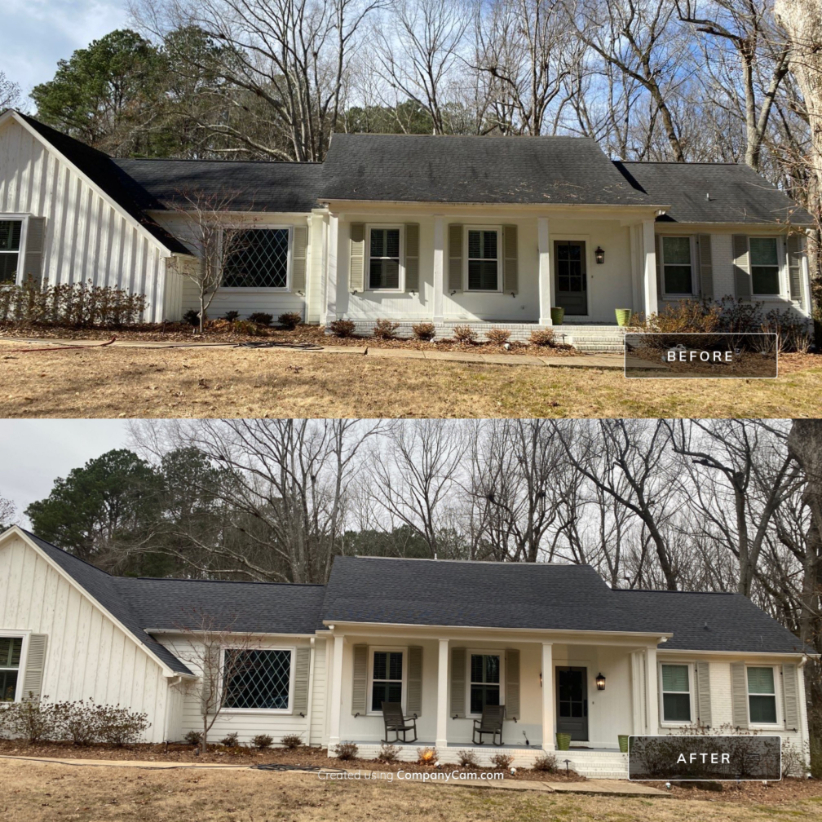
[630,651,645,735]
[323,213,339,324]
[328,633,345,748]
[541,642,555,751]
[642,219,658,317]
[645,646,659,736]
[432,215,445,321]
[537,217,553,325]
[436,638,449,749]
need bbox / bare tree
[0,496,16,531]
[0,72,21,110]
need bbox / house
[0,527,812,777]
[0,110,814,345]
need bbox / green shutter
[786,235,804,302]
[22,217,46,285]
[782,664,800,730]
[291,647,311,715]
[406,646,423,717]
[352,644,368,715]
[502,225,518,294]
[732,235,752,301]
[448,224,463,292]
[505,648,520,720]
[697,235,713,300]
[349,224,365,292]
[291,225,308,293]
[731,662,749,729]
[21,634,47,700]
[450,647,466,718]
[696,661,712,726]
[404,223,420,292]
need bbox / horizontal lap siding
[309,640,327,746]
[0,536,169,742]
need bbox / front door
[556,666,588,741]
[554,241,587,316]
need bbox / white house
[0,110,814,345]
[0,527,812,778]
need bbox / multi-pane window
[223,228,290,288]
[0,637,22,702]
[369,228,401,290]
[371,650,403,712]
[747,667,777,724]
[467,229,499,291]
[0,220,22,286]
[660,664,691,722]
[470,653,500,714]
[223,649,291,710]
[749,237,780,295]
[662,236,693,295]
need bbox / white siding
[309,639,327,745]
[0,534,170,743]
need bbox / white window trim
[657,661,696,727]
[467,648,505,718]
[660,235,697,299]
[0,214,30,287]
[0,629,32,703]
[365,225,405,293]
[463,226,503,293]
[748,235,785,299]
[219,645,295,715]
[367,646,407,716]
[219,225,293,293]
[745,663,782,729]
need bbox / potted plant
[556,732,572,751]
[550,306,565,326]
[618,735,630,753]
[615,308,632,326]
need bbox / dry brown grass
[0,346,820,419]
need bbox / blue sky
[1,0,128,102]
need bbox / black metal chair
[473,704,505,745]
[381,702,418,743]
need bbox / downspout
[305,638,316,745]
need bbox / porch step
[560,751,629,779]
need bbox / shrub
[220,732,240,747]
[417,746,437,765]
[0,695,58,744]
[412,322,436,341]
[223,310,240,322]
[457,749,479,768]
[232,319,266,336]
[529,328,555,347]
[184,730,203,746]
[183,309,201,327]
[251,734,274,750]
[377,743,401,763]
[280,733,302,749]
[333,741,359,760]
[532,752,558,773]
[94,704,150,747]
[329,319,356,338]
[248,312,274,327]
[486,328,511,346]
[277,312,302,330]
[373,318,400,340]
[490,752,514,770]
[452,325,477,344]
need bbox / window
[661,236,694,295]
[0,637,22,702]
[223,228,290,289]
[467,229,500,291]
[749,237,780,295]
[371,650,403,712]
[369,227,401,290]
[747,666,777,724]
[0,220,22,286]
[660,664,692,723]
[470,653,501,714]
[223,649,292,710]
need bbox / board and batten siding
[0,534,171,743]
[0,118,174,323]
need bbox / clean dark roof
[615,161,815,225]
[113,159,323,213]
[322,133,659,206]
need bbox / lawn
[0,345,820,418]
[2,759,821,822]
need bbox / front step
[562,326,627,353]
[560,751,630,779]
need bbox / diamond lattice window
[223,649,292,710]
[223,228,290,288]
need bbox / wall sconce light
[595,672,606,691]
[595,246,605,264]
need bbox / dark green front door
[556,666,588,741]
[555,241,587,316]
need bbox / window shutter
[349,224,365,292]
[291,647,311,715]
[450,647,466,717]
[732,235,752,301]
[731,662,749,729]
[786,235,804,302]
[404,224,420,292]
[505,648,520,720]
[696,661,712,727]
[351,644,368,715]
[22,217,46,285]
[782,663,800,731]
[291,225,308,293]
[502,225,518,294]
[697,235,713,300]
[22,634,47,700]
[655,235,664,298]
[448,224,463,292]
[406,646,423,717]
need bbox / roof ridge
[114,158,322,166]
[126,576,326,587]
[617,588,735,595]
[618,160,743,167]
[341,555,584,567]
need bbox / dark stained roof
[113,159,323,213]
[615,161,815,225]
[321,133,659,207]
